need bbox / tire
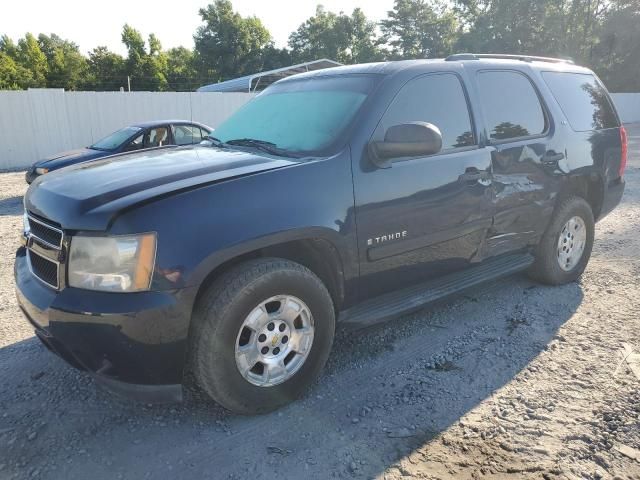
[190,258,335,414]
[528,195,595,285]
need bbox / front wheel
[191,258,335,414]
[529,195,595,285]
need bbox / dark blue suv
[15,54,626,414]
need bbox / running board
[339,253,534,329]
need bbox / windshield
[213,75,378,156]
[91,127,142,151]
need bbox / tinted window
[377,73,475,150]
[123,133,143,152]
[173,125,203,145]
[214,75,377,154]
[91,126,141,151]
[542,72,618,131]
[478,71,546,141]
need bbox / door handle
[542,151,564,167]
[459,168,491,183]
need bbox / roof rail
[445,53,574,65]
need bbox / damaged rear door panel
[471,68,565,256]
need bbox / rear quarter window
[541,72,619,131]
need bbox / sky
[1,0,395,56]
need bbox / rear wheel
[191,258,335,414]
[529,195,595,285]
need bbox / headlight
[68,233,156,292]
[35,167,49,175]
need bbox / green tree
[289,6,349,62]
[450,0,640,90]
[0,35,35,89]
[121,25,168,91]
[381,0,458,59]
[348,8,384,63]
[121,24,146,88]
[85,46,126,91]
[259,44,293,71]
[37,34,88,90]
[0,35,19,58]
[289,6,383,64]
[193,0,272,83]
[146,33,169,90]
[452,0,611,62]
[1,0,638,93]
[0,51,34,89]
[16,33,48,86]
[166,46,197,91]
[591,0,640,91]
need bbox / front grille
[28,250,59,289]
[25,211,64,289]
[27,214,63,248]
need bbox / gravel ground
[0,127,639,480]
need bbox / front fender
[109,151,358,300]
[188,226,353,289]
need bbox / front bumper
[15,247,196,403]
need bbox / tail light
[619,126,628,178]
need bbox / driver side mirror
[369,122,443,168]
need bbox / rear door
[472,68,564,256]
[352,72,495,300]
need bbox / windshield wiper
[224,138,293,157]
[203,135,226,148]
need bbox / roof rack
[445,53,574,64]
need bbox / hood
[35,148,107,171]
[26,146,299,231]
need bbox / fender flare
[186,226,354,296]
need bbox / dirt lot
[1,127,639,480]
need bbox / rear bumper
[598,176,625,221]
[15,247,196,403]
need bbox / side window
[173,125,191,146]
[144,127,169,148]
[376,73,475,151]
[124,133,143,152]
[541,72,618,131]
[127,135,143,150]
[477,71,546,141]
[173,125,203,145]
[191,126,204,142]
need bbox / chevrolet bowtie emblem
[271,335,279,347]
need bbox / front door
[144,125,171,148]
[353,72,495,300]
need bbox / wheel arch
[189,228,348,318]
[559,171,604,220]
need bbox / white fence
[0,89,255,169]
[610,93,640,125]
[0,89,637,170]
